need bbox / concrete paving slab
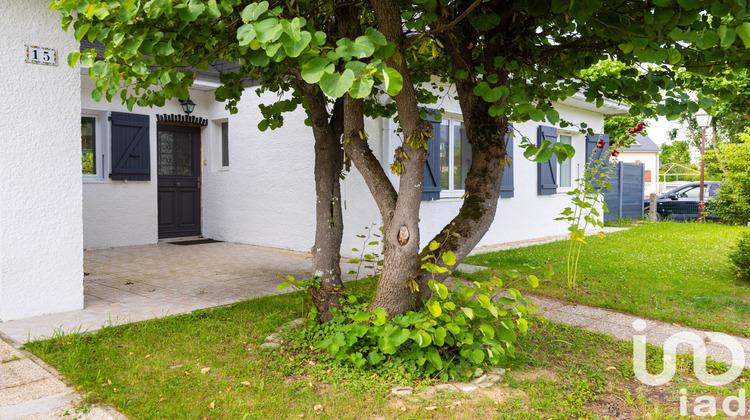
[0,392,76,420]
[0,377,69,408]
[0,360,50,389]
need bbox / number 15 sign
[25,45,58,66]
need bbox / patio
[0,241,358,344]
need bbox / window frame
[81,110,109,183]
[556,130,582,194]
[439,115,469,199]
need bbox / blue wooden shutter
[585,133,610,188]
[422,114,442,201]
[499,123,514,198]
[111,112,150,181]
[537,125,558,195]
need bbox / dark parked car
[645,181,722,220]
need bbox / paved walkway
[0,241,359,344]
[0,335,124,419]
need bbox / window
[81,112,108,181]
[81,116,96,175]
[221,121,229,167]
[437,118,471,195]
[558,134,572,188]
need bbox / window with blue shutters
[537,125,558,195]
[111,112,151,181]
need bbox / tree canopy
[52,0,750,316]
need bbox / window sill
[83,177,109,184]
[439,190,466,200]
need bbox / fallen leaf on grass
[240,381,251,386]
[209,402,215,410]
[145,354,150,359]
[313,404,324,412]
[425,406,437,411]
[606,366,617,370]
[201,367,211,374]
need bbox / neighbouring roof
[80,37,250,88]
[624,133,660,152]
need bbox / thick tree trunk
[299,81,346,322]
[411,11,511,302]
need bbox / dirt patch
[509,368,559,382]
[586,393,641,420]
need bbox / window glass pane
[221,122,229,167]
[437,121,450,189]
[453,121,465,190]
[558,135,572,188]
[81,117,96,175]
[682,186,700,198]
[158,131,193,176]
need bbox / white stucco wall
[0,0,83,320]
[198,87,608,258]
[81,78,215,248]
[619,151,660,196]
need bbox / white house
[619,134,661,196]
[0,0,628,322]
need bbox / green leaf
[517,318,529,332]
[477,294,491,308]
[277,282,290,290]
[417,331,432,348]
[470,348,485,363]
[737,22,750,49]
[67,51,81,68]
[427,300,442,317]
[178,0,205,22]
[445,322,460,335]
[320,69,355,98]
[301,57,329,84]
[460,307,474,320]
[426,348,443,370]
[428,240,440,251]
[441,251,456,266]
[236,24,257,46]
[349,75,375,99]
[436,283,449,300]
[241,1,268,22]
[280,31,311,57]
[433,327,447,346]
[365,27,387,46]
[73,22,90,42]
[528,274,539,288]
[383,67,403,96]
[255,18,282,43]
[479,324,495,339]
[545,109,560,124]
[367,351,383,365]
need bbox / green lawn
[464,222,750,336]
[25,277,749,419]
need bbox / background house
[0,0,627,321]
[619,133,660,196]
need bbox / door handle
[174,182,182,188]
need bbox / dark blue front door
[157,124,201,239]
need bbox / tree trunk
[299,81,346,322]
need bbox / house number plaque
[25,45,58,66]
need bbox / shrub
[284,275,540,381]
[729,231,750,282]
[709,140,750,225]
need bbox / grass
[464,221,750,336]
[25,276,749,419]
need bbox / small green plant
[277,275,322,313]
[285,271,542,381]
[556,139,617,289]
[348,224,384,280]
[729,231,750,282]
[557,123,643,289]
